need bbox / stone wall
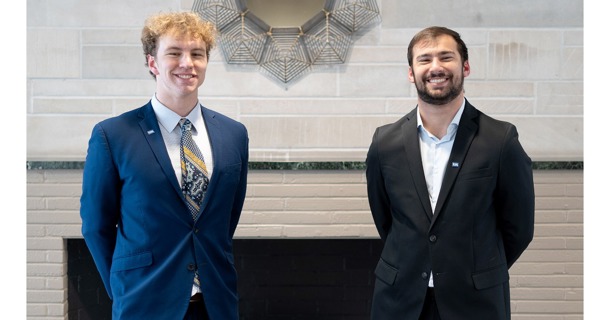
[27,0,583,162]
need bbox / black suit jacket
[365,100,534,319]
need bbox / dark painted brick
[68,239,382,319]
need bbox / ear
[462,60,470,77]
[408,66,415,83]
[147,54,159,76]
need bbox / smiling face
[147,33,208,108]
[408,34,470,106]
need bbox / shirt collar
[151,94,204,134]
[416,98,466,131]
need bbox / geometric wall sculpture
[192,0,380,85]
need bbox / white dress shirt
[151,94,214,185]
[417,98,465,287]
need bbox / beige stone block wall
[26,0,583,162]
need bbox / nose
[430,57,443,70]
[180,54,194,68]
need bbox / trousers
[419,288,441,320]
[183,294,209,320]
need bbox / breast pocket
[458,167,493,182]
[216,162,241,183]
[220,162,242,175]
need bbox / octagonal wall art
[193,0,381,86]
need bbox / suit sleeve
[228,125,249,239]
[496,125,535,268]
[366,129,392,242]
[80,123,120,299]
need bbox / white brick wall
[26,169,583,319]
[239,171,375,238]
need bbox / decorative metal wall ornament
[260,27,311,84]
[217,12,269,64]
[192,0,242,31]
[192,0,380,86]
[330,0,382,33]
[303,10,352,65]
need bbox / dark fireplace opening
[68,239,383,320]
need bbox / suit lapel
[401,109,434,221]
[138,103,184,200]
[431,101,479,225]
[197,106,221,220]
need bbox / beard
[414,70,464,105]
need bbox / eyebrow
[416,50,456,60]
[163,46,206,52]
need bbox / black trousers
[184,294,210,320]
[419,288,441,320]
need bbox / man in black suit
[365,26,535,319]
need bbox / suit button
[429,235,437,242]
[194,228,199,233]
[421,272,428,279]
[187,264,196,271]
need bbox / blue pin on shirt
[452,162,459,168]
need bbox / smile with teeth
[428,78,446,83]
[177,74,195,79]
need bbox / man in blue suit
[80,11,248,319]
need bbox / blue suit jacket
[80,102,248,319]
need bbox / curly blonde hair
[141,11,217,77]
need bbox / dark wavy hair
[407,26,468,67]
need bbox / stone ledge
[26,161,583,170]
